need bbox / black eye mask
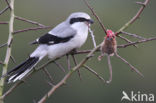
[70,17,93,24]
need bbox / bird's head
[67,12,94,27]
[106,29,115,41]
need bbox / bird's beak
[88,19,94,24]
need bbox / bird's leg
[69,48,77,55]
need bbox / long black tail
[6,57,39,83]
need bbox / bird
[2,12,94,83]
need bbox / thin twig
[53,61,65,72]
[71,55,77,65]
[106,55,112,84]
[83,64,105,82]
[46,81,54,87]
[115,52,144,77]
[73,49,99,54]
[15,16,46,27]
[117,35,137,48]
[0,21,8,24]
[13,26,51,35]
[10,55,16,64]
[118,37,156,48]
[42,68,54,83]
[5,0,11,10]
[0,43,7,48]
[0,6,9,15]
[83,0,107,35]
[121,31,145,39]
[0,81,24,99]
[116,0,150,35]
[71,55,82,80]
[0,0,15,99]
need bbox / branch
[53,61,65,72]
[71,55,82,80]
[10,55,16,64]
[0,6,9,15]
[118,37,156,48]
[13,26,51,35]
[115,53,143,77]
[116,0,150,35]
[5,0,11,10]
[0,0,15,101]
[0,81,24,99]
[83,65,105,82]
[73,49,99,54]
[15,16,46,27]
[42,68,54,83]
[83,0,107,35]
[1,60,54,99]
[117,35,137,48]
[37,44,101,103]
[0,21,8,24]
[71,55,77,65]
[0,43,7,48]
[120,31,145,39]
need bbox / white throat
[71,22,89,48]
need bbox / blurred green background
[0,0,156,103]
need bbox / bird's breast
[71,23,89,48]
[47,29,88,59]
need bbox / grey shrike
[4,12,94,83]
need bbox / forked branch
[116,0,150,35]
[0,0,15,101]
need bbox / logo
[121,91,155,102]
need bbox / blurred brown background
[0,0,156,103]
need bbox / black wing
[31,33,74,45]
